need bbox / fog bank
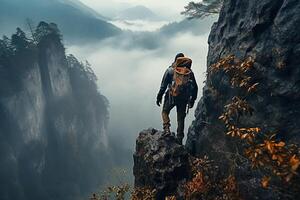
[67,31,210,148]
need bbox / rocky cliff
[133,129,190,199]
[134,0,300,199]
[0,22,109,200]
[186,0,300,199]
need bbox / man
[156,53,198,145]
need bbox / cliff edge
[133,129,190,200]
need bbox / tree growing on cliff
[0,36,13,59]
[11,28,31,51]
[182,0,223,19]
[1,22,62,57]
[34,21,62,43]
[25,18,37,43]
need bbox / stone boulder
[133,129,190,199]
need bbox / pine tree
[11,28,30,51]
[182,0,223,19]
[34,21,62,43]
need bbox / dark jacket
[157,66,198,102]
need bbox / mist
[66,22,213,171]
[80,0,193,20]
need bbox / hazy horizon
[80,0,193,20]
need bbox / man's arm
[156,68,172,106]
[189,72,198,108]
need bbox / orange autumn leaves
[210,55,300,188]
[94,185,156,200]
[184,157,212,199]
[261,176,271,188]
[209,55,258,92]
[184,157,241,200]
[246,138,300,183]
[185,172,207,198]
[131,187,156,200]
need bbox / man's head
[174,53,185,62]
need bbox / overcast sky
[80,0,193,19]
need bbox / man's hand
[156,99,161,107]
[156,94,162,107]
[188,100,195,109]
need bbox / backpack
[170,57,192,97]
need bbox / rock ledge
[133,128,190,199]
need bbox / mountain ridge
[116,5,163,21]
[0,0,121,43]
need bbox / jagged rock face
[0,30,109,200]
[133,129,190,200]
[187,0,300,199]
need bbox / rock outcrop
[186,0,300,199]
[0,23,109,200]
[133,129,190,200]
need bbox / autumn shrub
[90,185,156,200]
[209,55,300,188]
[131,187,156,200]
[184,156,241,200]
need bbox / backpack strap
[174,67,191,75]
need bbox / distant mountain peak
[58,0,110,20]
[0,0,121,43]
[116,5,162,21]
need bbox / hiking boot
[163,127,171,136]
[162,124,171,137]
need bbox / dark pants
[162,93,188,139]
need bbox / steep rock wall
[0,25,109,200]
[186,0,300,199]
